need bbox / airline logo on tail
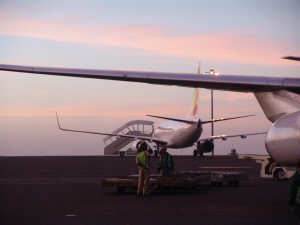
[186,88,200,119]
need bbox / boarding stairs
[103,120,155,155]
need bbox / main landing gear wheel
[274,169,286,181]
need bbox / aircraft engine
[199,140,214,153]
[266,111,300,166]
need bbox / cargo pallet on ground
[101,170,249,194]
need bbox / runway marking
[65,214,76,217]
[0,178,104,185]
[0,177,271,186]
[198,166,253,169]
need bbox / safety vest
[137,151,149,169]
[159,153,173,168]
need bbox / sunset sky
[0,0,299,156]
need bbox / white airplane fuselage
[153,120,202,148]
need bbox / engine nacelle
[199,140,214,153]
[266,111,300,166]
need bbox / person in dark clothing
[157,147,174,177]
[289,159,300,224]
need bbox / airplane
[0,56,299,165]
[55,88,262,155]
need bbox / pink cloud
[0,11,293,66]
[199,91,253,102]
[218,92,254,102]
[0,103,188,118]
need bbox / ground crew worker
[157,147,174,177]
[289,159,300,224]
[136,142,150,196]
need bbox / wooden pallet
[101,172,211,193]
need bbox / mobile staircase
[103,120,154,155]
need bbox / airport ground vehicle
[101,170,248,193]
[239,154,296,180]
[209,171,248,186]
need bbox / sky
[0,0,299,156]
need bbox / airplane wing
[146,114,255,124]
[198,132,267,142]
[0,64,299,93]
[283,56,300,62]
[55,113,167,145]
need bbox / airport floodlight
[204,68,220,156]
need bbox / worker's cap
[160,146,167,151]
[138,142,148,151]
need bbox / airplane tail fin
[186,88,200,119]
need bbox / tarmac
[0,156,296,225]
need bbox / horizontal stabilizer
[201,114,255,124]
[147,114,255,125]
[146,114,196,124]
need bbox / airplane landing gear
[193,141,204,157]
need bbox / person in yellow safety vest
[157,147,174,177]
[289,159,300,225]
[136,142,150,196]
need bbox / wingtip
[55,112,62,130]
[282,56,300,62]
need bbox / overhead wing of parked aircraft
[0,64,298,94]
[0,62,299,165]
